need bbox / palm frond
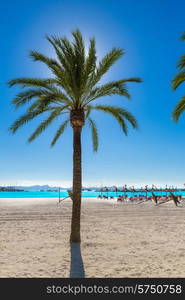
[172,96,185,121]
[51,119,69,146]
[47,35,77,92]
[88,118,99,152]
[29,50,71,87]
[92,48,124,86]
[177,55,185,70]
[27,101,64,112]
[172,72,185,90]
[118,108,138,128]
[47,32,85,103]
[85,106,92,119]
[46,35,74,72]
[92,105,128,135]
[181,32,185,41]
[120,77,142,83]
[30,94,68,112]
[28,106,69,142]
[27,100,43,112]
[9,109,45,133]
[30,50,61,70]
[83,81,131,106]
[92,104,138,133]
[11,89,45,108]
[83,38,96,83]
[9,77,74,107]
[30,89,72,109]
[46,36,76,99]
[8,78,56,88]
[72,29,86,103]
[32,95,54,110]
[72,29,85,60]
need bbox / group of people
[97,193,183,206]
[97,195,114,199]
[117,195,148,202]
[117,194,183,206]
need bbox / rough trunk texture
[70,110,84,243]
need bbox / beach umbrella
[132,185,136,192]
[100,187,103,197]
[59,187,61,202]
[105,187,109,198]
[122,185,127,197]
[102,186,109,198]
[145,185,148,198]
[165,185,168,196]
[132,186,137,197]
[113,186,118,197]
[98,185,103,197]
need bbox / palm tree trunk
[70,125,82,243]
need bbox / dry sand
[0,197,185,278]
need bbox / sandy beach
[0,197,185,278]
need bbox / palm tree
[8,30,141,243]
[172,32,185,120]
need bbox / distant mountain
[6,185,111,191]
[3,185,126,191]
[9,185,67,191]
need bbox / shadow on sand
[70,242,85,278]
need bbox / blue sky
[0,0,185,187]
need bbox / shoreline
[0,196,184,205]
[0,197,115,205]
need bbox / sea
[0,190,184,198]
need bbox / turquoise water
[0,190,183,198]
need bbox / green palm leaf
[172,72,185,90]
[92,105,138,130]
[177,55,185,70]
[30,51,61,71]
[10,109,46,133]
[172,32,185,122]
[28,106,69,142]
[91,105,128,135]
[11,89,46,108]
[83,81,130,106]
[172,96,185,121]
[83,38,96,84]
[51,119,69,146]
[181,32,185,41]
[92,48,124,86]
[88,118,99,152]
[8,77,57,88]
